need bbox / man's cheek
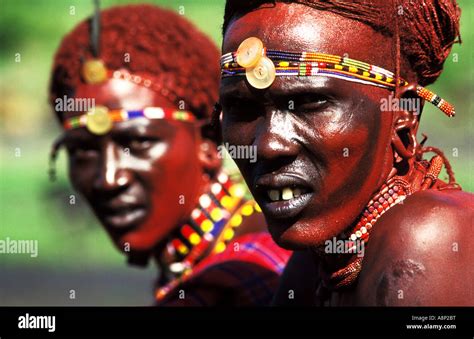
[222,119,253,143]
[70,176,91,197]
[221,126,235,145]
[69,165,96,195]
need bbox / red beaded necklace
[324,155,446,290]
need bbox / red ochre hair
[50,4,220,121]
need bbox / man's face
[60,78,204,255]
[220,3,395,249]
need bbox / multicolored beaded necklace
[155,172,262,301]
[221,37,455,117]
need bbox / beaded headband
[63,106,195,135]
[80,60,183,105]
[221,37,455,117]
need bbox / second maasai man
[49,4,290,306]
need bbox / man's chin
[269,220,329,250]
[269,223,311,250]
[126,250,152,267]
[110,234,154,267]
[119,231,158,253]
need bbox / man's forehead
[221,75,334,98]
[73,79,159,110]
[223,2,394,71]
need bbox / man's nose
[93,142,132,192]
[253,110,300,162]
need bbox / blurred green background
[0,0,472,305]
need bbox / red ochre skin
[220,3,474,306]
[59,78,266,265]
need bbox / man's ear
[198,139,221,174]
[391,83,423,160]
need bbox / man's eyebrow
[63,129,90,140]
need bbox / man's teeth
[269,190,280,201]
[293,188,302,197]
[267,188,304,201]
[282,188,293,200]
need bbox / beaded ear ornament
[221,37,455,117]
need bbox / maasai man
[219,0,473,306]
[49,4,290,306]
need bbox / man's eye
[67,145,98,157]
[127,137,160,151]
[223,99,262,121]
[295,98,329,113]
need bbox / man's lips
[253,173,314,220]
[96,200,147,231]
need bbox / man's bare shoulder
[355,189,474,306]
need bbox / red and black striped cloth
[156,232,291,306]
